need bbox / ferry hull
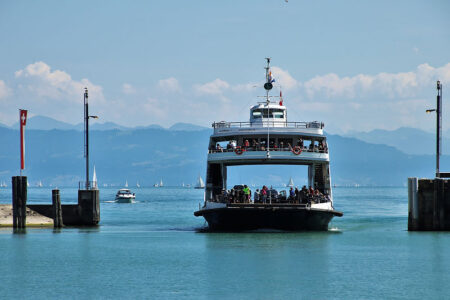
[195,206,341,231]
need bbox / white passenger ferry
[194,58,343,231]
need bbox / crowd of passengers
[210,138,328,153]
[217,185,331,205]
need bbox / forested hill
[0,127,445,187]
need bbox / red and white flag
[20,110,27,170]
[279,90,283,106]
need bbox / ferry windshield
[252,109,284,119]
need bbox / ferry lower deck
[194,202,343,231]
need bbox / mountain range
[344,127,450,155]
[1,115,208,132]
[0,116,447,187]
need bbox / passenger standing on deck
[254,189,260,203]
[243,185,250,203]
[244,139,250,150]
[289,187,295,201]
[227,141,232,151]
[231,188,236,203]
[261,186,267,203]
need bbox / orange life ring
[292,146,302,155]
[235,146,244,155]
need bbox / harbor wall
[408,178,450,231]
[27,204,82,225]
[18,185,100,226]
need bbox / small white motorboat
[115,188,136,203]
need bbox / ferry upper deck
[208,102,329,165]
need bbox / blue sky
[0,0,449,133]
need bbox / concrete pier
[27,189,100,226]
[7,176,100,228]
[408,177,450,231]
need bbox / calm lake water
[0,186,449,299]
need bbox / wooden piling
[12,176,27,229]
[52,189,63,228]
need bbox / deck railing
[212,121,324,130]
[211,194,331,205]
[209,147,328,154]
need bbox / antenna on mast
[264,57,273,94]
[263,58,273,159]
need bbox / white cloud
[0,80,11,99]
[158,77,181,93]
[303,63,450,100]
[122,83,136,94]
[3,61,450,133]
[271,66,299,90]
[15,61,104,103]
[194,78,230,95]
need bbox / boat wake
[328,227,342,233]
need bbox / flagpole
[20,110,22,177]
[19,109,27,177]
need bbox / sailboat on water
[287,177,294,187]
[125,180,128,188]
[195,175,205,189]
[37,180,43,187]
[153,179,163,187]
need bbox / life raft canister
[235,146,245,155]
[292,146,302,155]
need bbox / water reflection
[203,232,333,298]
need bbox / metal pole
[436,81,442,177]
[84,88,89,190]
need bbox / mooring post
[78,189,100,226]
[12,176,27,229]
[52,189,63,228]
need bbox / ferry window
[253,109,284,118]
[252,110,262,118]
[272,109,284,119]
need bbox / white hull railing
[213,121,324,130]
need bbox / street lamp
[84,88,99,190]
[426,81,442,177]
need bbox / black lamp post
[426,81,443,178]
[83,88,98,190]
